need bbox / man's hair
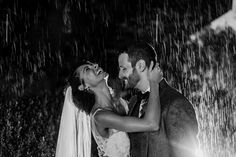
[125,42,158,68]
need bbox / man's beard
[124,68,140,89]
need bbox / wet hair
[125,42,158,68]
[68,68,95,114]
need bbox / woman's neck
[93,82,113,109]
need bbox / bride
[55,61,162,157]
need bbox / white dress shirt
[138,87,150,118]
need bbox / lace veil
[56,86,91,157]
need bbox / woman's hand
[148,61,163,83]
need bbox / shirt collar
[142,87,150,94]
[141,78,167,94]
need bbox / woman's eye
[85,67,90,72]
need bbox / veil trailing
[56,86,91,157]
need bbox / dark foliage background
[0,0,235,156]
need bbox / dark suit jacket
[128,79,199,157]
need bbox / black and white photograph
[0,0,235,157]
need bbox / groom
[118,42,199,157]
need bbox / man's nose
[118,70,124,79]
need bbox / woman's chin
[103,72,109,78]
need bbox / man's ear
[135,59,146,72]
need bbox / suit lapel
[128,95,138,116]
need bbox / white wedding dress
[56,76,130,157]
[91,108,130,157]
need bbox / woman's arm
[94,62,162,132]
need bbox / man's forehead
[119,53,130,65]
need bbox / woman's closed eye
[82,66,90,74]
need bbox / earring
[85,87,90,91]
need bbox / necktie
[139,91,150,100]
[138,92,150,117]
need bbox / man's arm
[166,99,199,157]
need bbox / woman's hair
[68,69,95,114]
